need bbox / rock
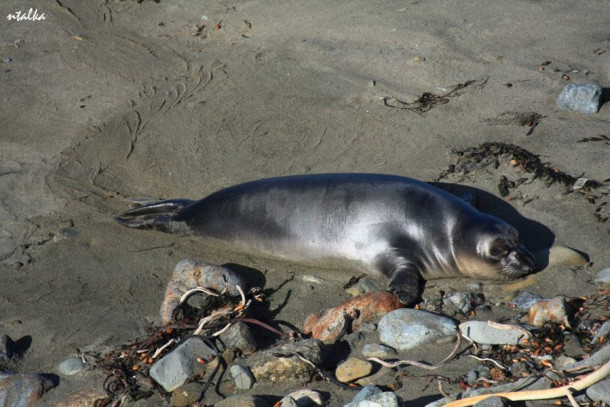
[214,394,271,407]
[230,364,255,389]
[473,396,510,406]
[335,358,373,383]
[170,382,202,407]
[55,380,108,407]
[592,321,610,345]
[161,259,250,325]
[378,309,457,351]
[219,321,257,355]
[351,385,382,403]
[465,370,478,385]
[303,291,403,343]
[0,372,55,407]
[594,267,610,285]
[207,348,238,372]
[280,389,325,406]
[344,387,401,407]
[547,246,587,268]
[361,344,396,359]
[528,296,571,326]
[246,339,323,383]
[460,321,531,345]
[509,292,544,310]
[149,337,217,392]
[58,357,86,376]
[586,378,610,403]
[447,292,474,313]
[556,82,603,114]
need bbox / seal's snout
[507,244,537,277]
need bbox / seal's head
[459,216,537,280]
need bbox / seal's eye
[489,239,511,258]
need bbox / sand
[0,0,608,405]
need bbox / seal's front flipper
[114,199,195,234]
[386,265,423,306]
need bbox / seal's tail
[113,199,196,233]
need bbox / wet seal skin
[114,173,537,305]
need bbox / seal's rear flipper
[114,199,195,234]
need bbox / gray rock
[0,372,55,407]
[352,385,382,403]
[586,378,610,403]
[447,292,473,313]
[219,321,257,355]
[465,370,478,385]
[594,267,610,285]
[344,389,401,407]
[473,396,510,406]
[361,344,396,359]
[58,357,86,376]
[230,364,255,389]
[509,292,543,310]
[460,321,531,345]
[556,82,603,114]
[592,321,610,345]
[245,339,324,383]
[149,337,216,392]
[378,309,457,351]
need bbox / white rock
[460,321,531,345]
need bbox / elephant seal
[114,173,537,305]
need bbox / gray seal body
[115,173,537,305]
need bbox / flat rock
[460,321,531,345]
[149,337,217,392]
[378,309,457,350]
[245,339,323,383]
[361,343,396,359]
[0,372,55,407]
[335,358,373,383]
[547,246,587,268]
[55,380,108,407]
[170,382,202,407]
[586,378,610,403]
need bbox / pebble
[447,292,474,313]
[58,357,86,376]
[219,321,257,355]
[170,382,201,407]
[55,380,108,407]
[230,364,255,389]
[160,259,250,325]
[509,292,544,310]
[361,343,396,359]
[303,291,403,343]
[0,372,55,407]
[586,378,610,403]
[473,396,510,406]
[149,337,216,392]
[465,370,478,385]
[556,82,603,114]
[214,394,270,407]
[280,389,325,406]
[528,296,571,326]
[459,321,531,345]
[246,339,323,383]
[378,309,457,350]
[594,267,610,285]
[351,385,382,403]
[335,358,373,383]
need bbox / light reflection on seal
[114,173,537,305]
